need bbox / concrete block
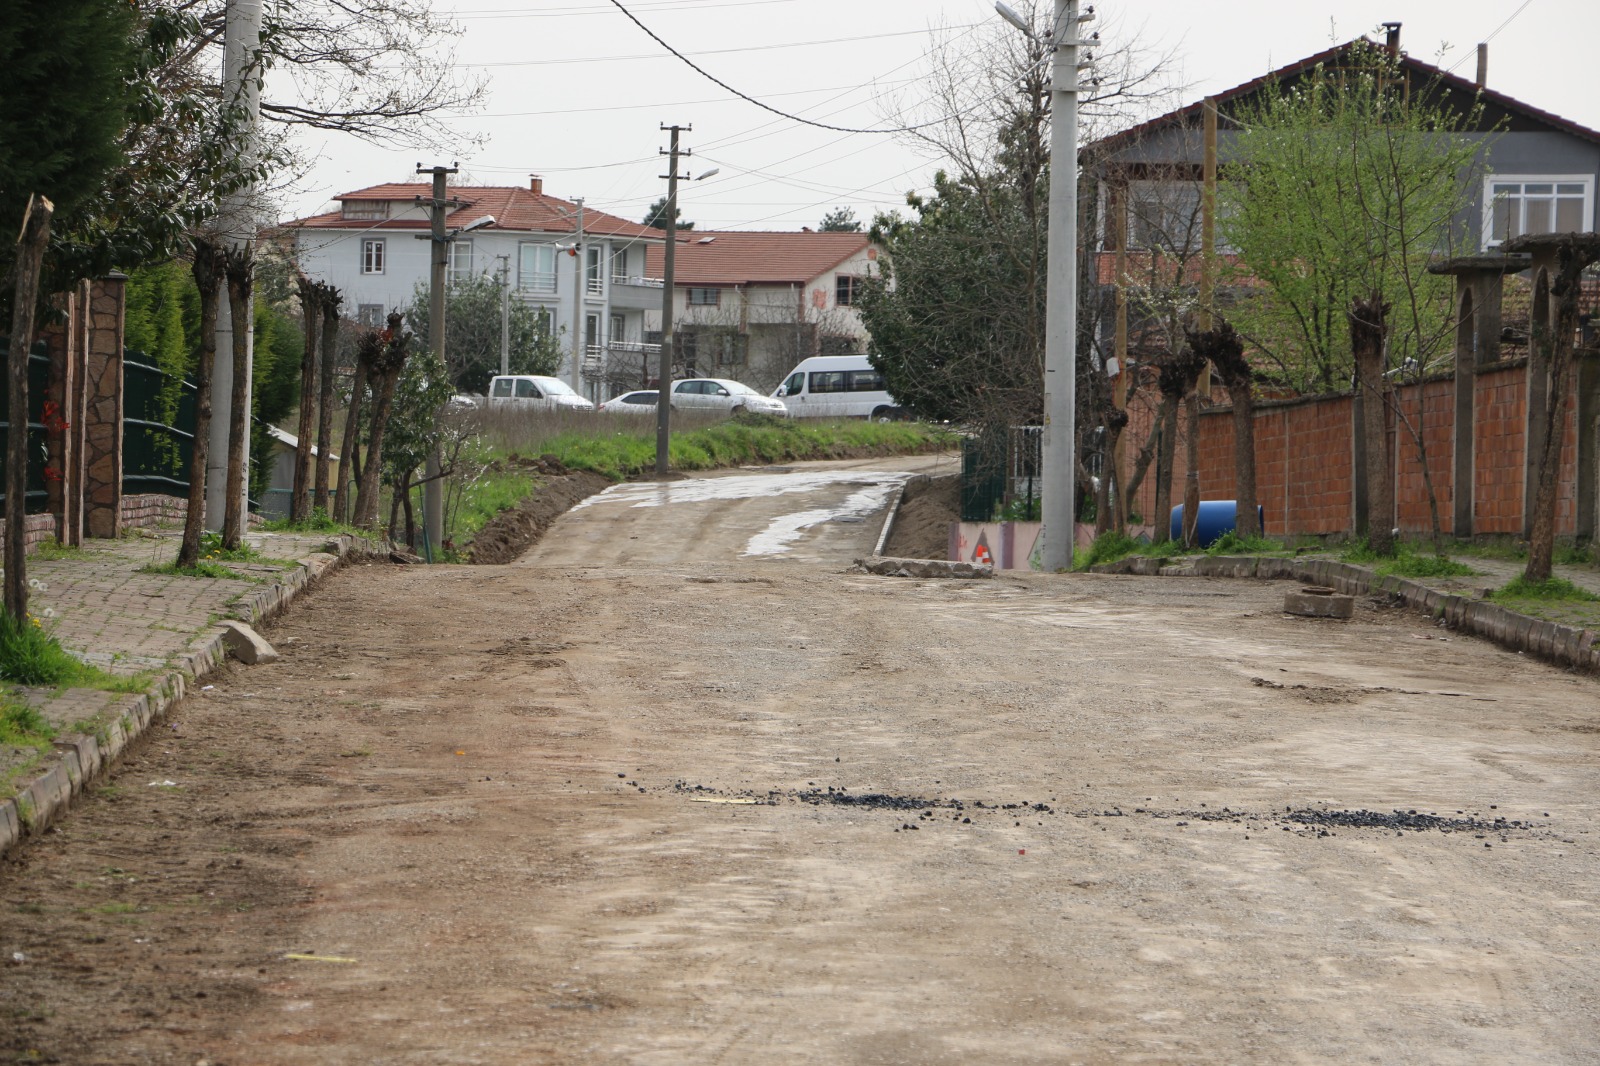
[219,620,280,664]
[856,556,993,579]
[1283,588,1355,619]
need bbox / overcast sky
[281,0,1597,232]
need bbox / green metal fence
[0,338,53,513]
[122,353,197,498]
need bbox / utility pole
[1039,0,1083,571]
[569,197,586,393]
[656,124,691,477]
[207,0,264,530]
[417,163,458,558]
[497,253,511,376]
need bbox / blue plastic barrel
[1169,500,1266,546]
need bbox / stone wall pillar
[40,284,89,545]
[82,275,126,539]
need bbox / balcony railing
[610,274,665,289]
[588,340,662,357]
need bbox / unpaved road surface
[4,455,1599,1065]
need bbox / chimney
[529,174,543,196]
[1382,21,1401,56]
[1476,42,1488,88]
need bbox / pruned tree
[313,284,342,512]
[178,239,224,569]
[221,245,253,548]
[1191,319,1257,538]
[1350,292,1395,557]
[353,312,413,529]
[1150,345,1206,544]
[333,330,371,526]
[4,197,53,622]
[292,275,322,521]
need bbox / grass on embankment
[1490,575,1600,629]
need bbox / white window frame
[356,303,385,327]
[610,247,630,283]
[519,242,556,293]
[688,287,720,307]
[361,238,386,275]
[585,247,604,298]
[448,239,474,284]
[342,200,389,221]
[1482,174,1594,249]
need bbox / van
[772,355,905,420]
[485,375,595,412]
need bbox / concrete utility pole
[1039,0,1083,571]
[207,0,264,530]
[497,253,511,376]
[417,163,458,558]
[656,124,691,477]
[569,197,586,393]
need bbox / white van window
[847,369,884,392]
[810,371,847,393]
[515,379,540,399]
[783,372,805,395]
[491,378,512,398]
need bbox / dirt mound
[467,469,612,564]
[882,473,958,560]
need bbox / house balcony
[583,339,662,383]
[608,274,666,311]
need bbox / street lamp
[996,0,1087,571]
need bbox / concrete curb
[1,533,377,859]
[871,481,909,559]
[1090,553,1600,674]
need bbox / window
[585,313,600,354]
[611,248,630,282]
[1126,181,1203,254]
[1484,176,1593,247]
[356,303,385,327]
[341,200,388,220]
[519,243,556,293]
[533,308,553,336]
[610,313,625,345]
[687,287,720,306]
[835,275,862,306]
[514,378,541,399]
[361,238,386,275]
[585,248,604,297]
[809,370,848,393]
[448,240,473,284]
[491,378,513,398]
[780,372,805,396]
[847,368,884,392]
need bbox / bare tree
[4,196,53,622]
[313,285,342,512]
[353,312,413,529]
[292,275,321,521]
[1193,319,1258,539]
[178,239,224,569]
[1351,293,1394,556]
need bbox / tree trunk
[1181,391,1202,547]
[314,288,342,514]
[179,243,223,569]
[387,482,403,543]
[222,247,253,550]
[1351,294,1394,556]
[333,356,367,525]
[1227,383,1259,539]
[4,194,53,621]
[1525,245,1595,582]
[1152,401,1178,544]
[402,475,417,549]
[292,278,319,522]
[354,366,401,529]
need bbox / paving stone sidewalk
[2,526,377,854]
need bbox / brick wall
[1115,363,1585,540]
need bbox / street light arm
[994,1,1034,38]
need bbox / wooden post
[5,195,53,621]
[1112,180,1130,530]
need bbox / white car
[485,375,594,411]
[668,378,789,416]
[597,389,661,414]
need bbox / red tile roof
[281,184,663,240]
[642,231,872,286]
[1093,38,1600,155]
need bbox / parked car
[773,355,904,420]
[668,378,788,416]
[446,393,481,410]
[485,375,594,411]
[597,389,661,414]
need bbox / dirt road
[4,455,1599,1065]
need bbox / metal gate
[0,339,52,513]
[122,353,197,498]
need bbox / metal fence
[123,354,197,498]
[960,425,1043,521]
[0,339,53,513]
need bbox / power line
[448,76,920,119]
[601,0,946,134]
[453,0,803,18]
[462,25,974,69]
[1444,0,1537,74]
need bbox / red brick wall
[1114,364,1582,540]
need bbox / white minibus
[772,355,905,420]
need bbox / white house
[642,231,882,392]
[280,177,666,400]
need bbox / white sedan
[668,378,789,416]
[597,390,661,414]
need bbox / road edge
[1091,554,1600,674]
[0,534,380,860]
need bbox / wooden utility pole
[656,124,690,477]
[570,198,586,394]
[5,195,53,621]
[416,163,457,556]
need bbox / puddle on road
[573,469,910,557]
